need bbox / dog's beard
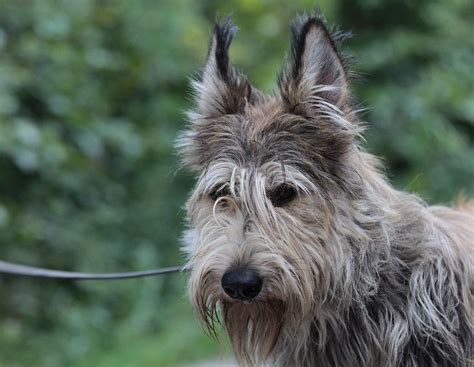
[222,299,286,366]
[190,251,319,365]
[192,284,287,366]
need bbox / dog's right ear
[192,18,254,117]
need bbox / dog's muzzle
[221,268,262,301]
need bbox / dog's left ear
[193,18,255,117]
[278,14,350,115]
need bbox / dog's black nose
[221,269,262,300]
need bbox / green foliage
[0,1,472,366]
[339,0,474,200]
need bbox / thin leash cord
[0,260,187,280]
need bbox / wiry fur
[178,12,474,367]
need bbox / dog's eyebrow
[248,138,288,183]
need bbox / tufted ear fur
[192,18,256,117]
[278,13,351,116]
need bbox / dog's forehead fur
[196,97,288,164]
[184,99,357,188]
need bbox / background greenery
[0,0,472,366]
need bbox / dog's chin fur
[222,299,286,366]
[179,12,474,367]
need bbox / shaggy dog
[178,12,473,366]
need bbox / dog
[177,12,473,366]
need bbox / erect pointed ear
[278,13,350,115]
[192,18,256,117]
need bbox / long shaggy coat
[178,12,474,367]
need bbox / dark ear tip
[288,11,333,79]
[207,16,239,82]
[291,11,329,39]
[213,16,238,47]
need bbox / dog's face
[178,14,362,364]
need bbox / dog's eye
[268,184,297,207]
[209,184,231,201]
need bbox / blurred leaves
[0,0,472,366]
[342,0,474,199]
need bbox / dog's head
[178,13,367,364]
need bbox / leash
[0,260,186,280]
